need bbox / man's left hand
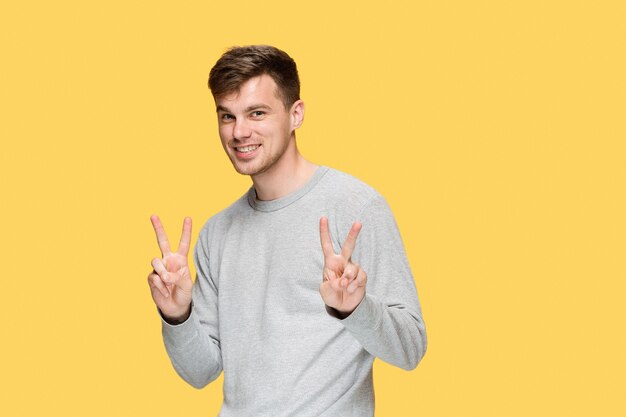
[319,217,368,317]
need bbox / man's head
[209,46,305,180]
[208,45,300,110]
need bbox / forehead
[215,74,282,110]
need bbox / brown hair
[208,45,300,109]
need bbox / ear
[289,100,305,130]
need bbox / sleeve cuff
[159,304,199,350]
[327,294,383,335]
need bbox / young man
[148,45,426,416]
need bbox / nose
[233,118,252,140]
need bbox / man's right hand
[148,215,193,324]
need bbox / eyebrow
[216,104,272,113]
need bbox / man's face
[215,74,302,177]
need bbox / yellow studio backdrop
[1,0,624,415]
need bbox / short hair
[208,45,300,109]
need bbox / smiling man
[147,45,427,417]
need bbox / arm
[320,196,427,370]
[148,216,223,388]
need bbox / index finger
[340,221,362,259]
[177,217,192,256]
[150,214,171,256]
[319,217,335,257]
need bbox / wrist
[327,294,366,320]
[326,304,356,320]
[160,304,192,325]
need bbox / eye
[221,113,234,121]
[251,110,265,118]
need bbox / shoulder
[318,166,387,218]
[197,189,251,242]
[315,167,396,252]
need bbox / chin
[231,160,263,176]
[234,167,256,176]
[228,151,281,177]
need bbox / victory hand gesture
[147,215,193,323]
[319,217,368,317]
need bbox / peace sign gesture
[319,217,368,317]
[147,215,193,323]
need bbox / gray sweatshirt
[160,166,427,417]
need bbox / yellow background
[1,0,624,415]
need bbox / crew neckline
[247,166,330,212]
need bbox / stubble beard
[230,138,292,178]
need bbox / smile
[235,145,260,153]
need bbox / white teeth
[236,145,259,153]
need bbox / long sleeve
[329,195,427,370]
[160,226,223,388]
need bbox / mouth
[233,144,261,159]
[234,144,260,153]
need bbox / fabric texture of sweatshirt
[160,166,427,417]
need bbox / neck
[251,139,318,201]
